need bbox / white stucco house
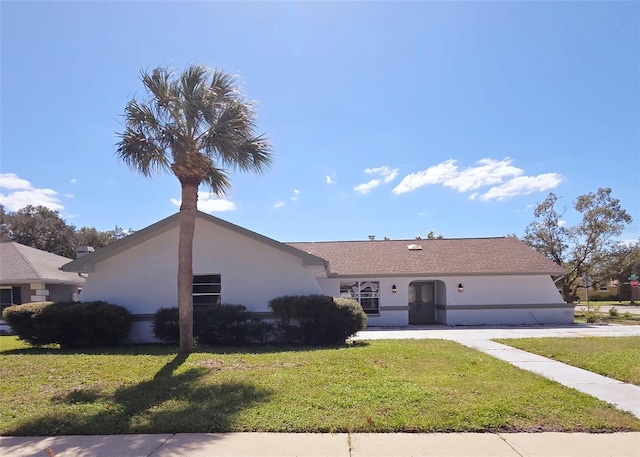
[61,211,570,342]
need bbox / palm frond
[115,129,171,177]
[209,69,238,100]
[141,68,174,109]
[227,133,273,173]
[200,160,232,196]
[116,64,273,188]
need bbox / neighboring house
[575,279,631,302]
[0,242,86,333]
[62,212,570,342]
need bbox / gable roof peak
[61,211,326,273]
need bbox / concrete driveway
[355,323,640,341]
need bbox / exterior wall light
[391,284,397,293]
[458,283,464,293]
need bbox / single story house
[0,241,86,333]
[61,211,570,342]
[575,279,632,302]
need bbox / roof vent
[407,244,422,251]
[368,235,376,241]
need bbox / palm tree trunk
[178,180,199,353]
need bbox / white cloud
[558,220,567,227]
[384,171,398,183]
[354,179,382,194]
[273,189,300,207]
[392,160,458,194]
[478,173,562,201]
[0,173,64,211]
[355,165,398,194]
[170,191,237,213]
[326,175,335,184]
[0,173,33,190]
[65,193,75,199]
[445,158,523,192]
[515,204,535,213]
[393,158,562,200]
[70,178,77,185]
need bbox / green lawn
[573,307,640,325]
[573,301,640,325]
[495,336,640,386]
[575,301,639,306]
[1,336,639,435]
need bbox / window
[193,275,221,306]
[0,288,13,316]
[340,281,379,315]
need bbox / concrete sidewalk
[2,432,640,457]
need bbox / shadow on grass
[1,341,369,356]
[6,352,272,436]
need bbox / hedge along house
[0,241,86,334]
[61,211,570,342]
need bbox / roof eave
[327,270,566,278]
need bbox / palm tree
[116,65,272,352]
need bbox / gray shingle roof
[0,242,86,285]
[288,237,565,277]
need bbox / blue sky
[1,1,638,243]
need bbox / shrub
[196,304,251,345]
[269,295,367,345]
[41,301,131,348]
[2,301,131,347]
[1,302,53,345]
[584,305,601,324]
[153,304,253,345]
[246,319,275,344]
[152,307,180,343]
[608,307,619,317]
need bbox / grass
[574,300,639,306]
[573,306,640,325]
[1,336,639,435]
[495,336,640,386]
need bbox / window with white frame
[340,281,379,315]
[193,274,221,306]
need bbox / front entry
[408,281,436,324]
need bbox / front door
[408,281,436,324]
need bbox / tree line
[523,187,638,302]
[0,204,131,258]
